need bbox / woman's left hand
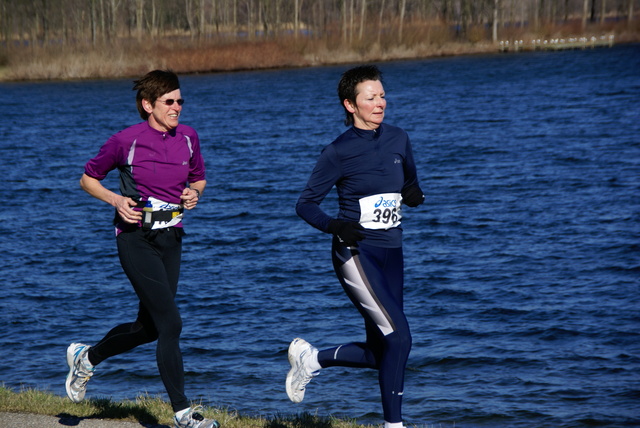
[181,188,200,210]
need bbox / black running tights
[87,227,189,412]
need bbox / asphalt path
[0,412,171,427]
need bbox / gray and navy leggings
[317,237,412,424]
[87,227,189,412]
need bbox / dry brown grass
[1,20,637,82]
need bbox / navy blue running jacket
[296,123,421,248]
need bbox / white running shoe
[65,343,94,403]
[174,406,220,428]
[286,337,319,403]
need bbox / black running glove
[401,185,425,207]
[328,219,365,246]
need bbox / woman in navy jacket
[287,65,424,428]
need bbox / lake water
[0,44,639,428]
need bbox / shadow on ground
[57,398,170,427]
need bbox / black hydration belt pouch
[137,200,184,230]
[142,209,184,230]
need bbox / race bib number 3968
[358,193,402,230]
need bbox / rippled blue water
[1,44,639,427]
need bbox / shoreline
[2,32,638,83]
[0,387,382,428]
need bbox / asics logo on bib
[159,201,178,210]
[374,196,398,208]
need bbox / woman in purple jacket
[287,65,424,428]
[65,70,218,428]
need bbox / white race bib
[358,193,402,230]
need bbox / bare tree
[398,0,406,41]
[492,0,498,43]
[349,0,355,43]
[108,0,121,41]
[294,0,300,38]
[342,0,348,43]
[582,0,588,30]
[136,0,144,41]
[358,0,366,40]
[1,0,637,51]
[199,0,206,39]
[377,0,386,45]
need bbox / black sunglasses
[156,98,184,106]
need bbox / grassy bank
[0,386,387,428]
[0,36,495,82]
[1,21,638,82]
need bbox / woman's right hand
[328,219,365,246]
[116,196,142,223]
[80,174,142,223]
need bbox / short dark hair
[337,65,383,126]
[132,70,180,120]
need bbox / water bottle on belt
[142,201,153,230]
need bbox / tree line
[1,0,637,48]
